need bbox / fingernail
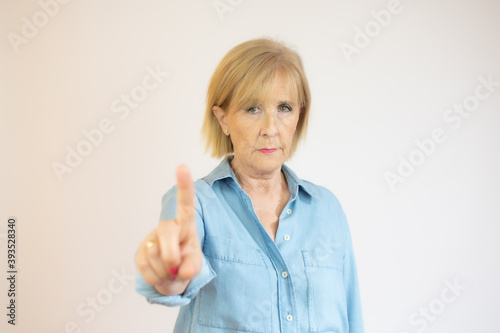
[169,276,176,282]
[169,267,179,275]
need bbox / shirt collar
[203,156,319,200]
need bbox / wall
[1,0,499,332]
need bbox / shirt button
[286,315,293,321]
[284,235,291,241]
[286,209,292,215]
[281,271,288,278]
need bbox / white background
[1,0,499,332]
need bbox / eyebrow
[242,100,297,109]
[277,100,296,107]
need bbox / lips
[258,148,277,154]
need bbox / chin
[252,156,285,172]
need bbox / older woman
[135,38,364,333]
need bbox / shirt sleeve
[334,196,365,333]
[134,182,217,307]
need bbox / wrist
[154,279,190,296]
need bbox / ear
[212,106,229,132]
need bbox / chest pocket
[198,236,273,333]
[302,246,348,333]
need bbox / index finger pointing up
[176,165,195,224]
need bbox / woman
[135,38,364,333]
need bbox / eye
[278,104,292,112]
[245,106,259,114]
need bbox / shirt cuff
[135,255,216,307]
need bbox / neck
[230,157,285,194]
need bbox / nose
[260,110,278,137]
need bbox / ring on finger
[146,239,157,248]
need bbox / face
[213,73,301,175]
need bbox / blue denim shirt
[136,157,364,333]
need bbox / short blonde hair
[202,38,311,158]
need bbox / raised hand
[135,165,202,296]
